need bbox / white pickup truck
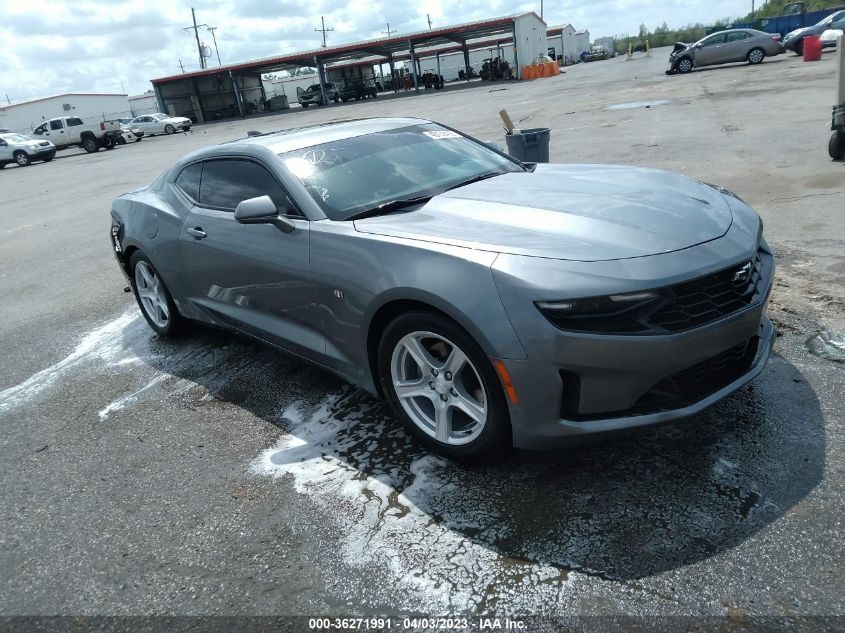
[30,116,123,153]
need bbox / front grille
[561,336,760,420]
[539,248,772,335]
[648,252,766,332]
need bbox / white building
[547,24,579,64]
[0,93,131,134]
[574,29,591,58]
[128,92,159,117]
[593,36,615,55]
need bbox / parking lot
[1,47,844,626]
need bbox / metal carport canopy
[150,13,538,84]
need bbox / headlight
[536,290,661,334]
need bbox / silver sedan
[668,29,784,74]
[109,118,774,461]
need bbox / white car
[128,113,192,136]
[821,28,844,48]
[118,126,144,145]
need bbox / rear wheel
[377,311,511,462]
[747,47,765,64]
[14,151,31,167]
[130,252,185,338]
[677,56,693,73]
[830,131,845,160]
[164,124,175,134]
[81,136,99,153]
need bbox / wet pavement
[1,47,844,628]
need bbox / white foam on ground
[252,392,570,614]
[0,310,140,415]
[97,374,169,420]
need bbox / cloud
[0,0,747,100]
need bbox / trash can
[504,127,551,163]
[804,35,823,62]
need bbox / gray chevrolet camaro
[110,117,775,460]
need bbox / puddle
[805,327,845,363]
[606,100,671,110]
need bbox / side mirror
[234,195,295,233]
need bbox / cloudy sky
[1,0,749,101]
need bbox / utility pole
[184,8,207,69]
[427,14,432,30]
[315,16,333,47]
[178,59,186,73]
[382,22,395,37]
[207,26,222,65]
[540,0,544,20]
[5,93,10,105]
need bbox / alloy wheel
[749,49,764,63]
[390,331,488,445]
[678,58,692,73]
[134,261,169,328]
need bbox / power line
[315,16,334,47]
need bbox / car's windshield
[1,134,30,142]
[818,11,844,26]
[279,123,522,220]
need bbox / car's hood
[353,164,733,262]
[17,138,52,149]
[786,26,818,39]
[671,41,690,53]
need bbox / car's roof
[233,117,432,154]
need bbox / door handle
[187,227,207,238]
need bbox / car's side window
[50,120,64,131]
[701,34,725,47]
[199,159,296,215]
[726,31,748,42]
[33,124,47,134]
[175,162,202,203]
[66,118,83,126]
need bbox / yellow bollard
[627,43,633,61]
[646,39,652,57]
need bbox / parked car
[783,10,845,54]
[118,125,144,144]
[110,117,774,461]
[0,132,56,167]
[820,26,845,48]
[128,113,192,136]
[667,29,783,74]
[339,79,378,102]
[296,83,340,108]
[30,116,122,153]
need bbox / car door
[132,116,154,135]
[0,136,11,162]
[723,31,751,62]
[176,157,322,361]
[694,33,727,66]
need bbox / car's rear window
[279,124,520,220]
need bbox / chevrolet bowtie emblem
[732,261,752,283]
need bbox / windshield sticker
[423,130,461,139]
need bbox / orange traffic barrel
[804,35,823,62]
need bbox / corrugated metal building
[0,93,130,134]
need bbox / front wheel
[130,252,185,338]
[377,311,511,462]
[164,124,175,134]
[794,39,804,56]
[747,47,765,64]
[14,151,31,167]
[117,136,127,145]
[677,56,693,73]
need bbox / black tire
[117,136,127,145]
[830,131,845,160]
[81,136,99,153]
[129,251,186,338]
[301,103,309,109]
[377,311,511,462]
[135,138,142,142]
[43,156,53,162]
[333,96,340,103]
[676,56,693,73]
[164,124,175,134]
[747,47,765,64]
[103,137,115,150]
[13,151,31,167]
[794,39,804,56]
